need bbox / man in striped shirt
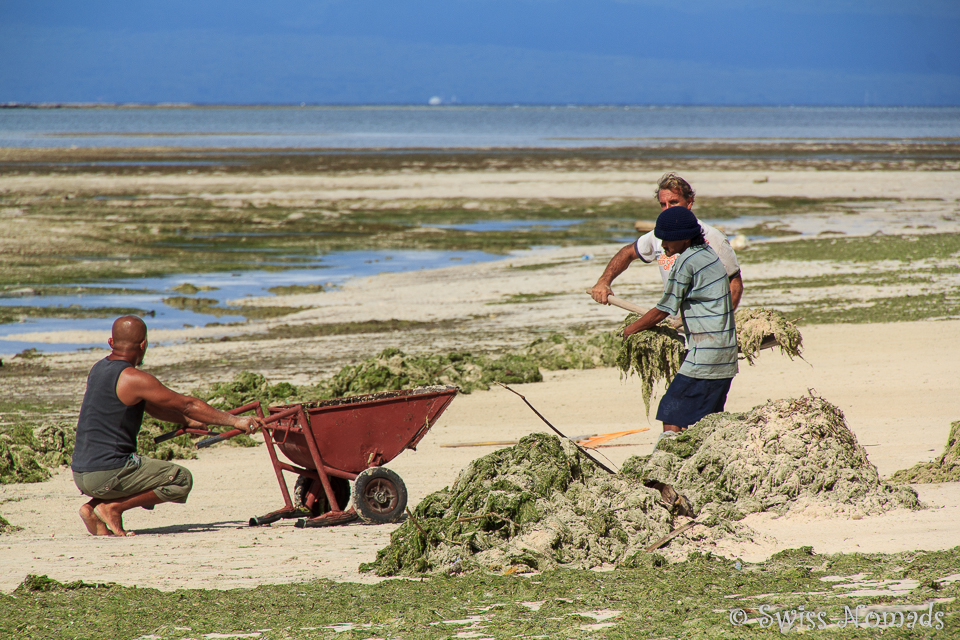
[622,206,738,435]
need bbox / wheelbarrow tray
[266,384,458,476]
[156,385,459,527]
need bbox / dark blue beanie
[654,206,700,241]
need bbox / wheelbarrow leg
[296,405,347,512]
[295,507,359,528]
[250,508,303,527]
[250,415,304,526]
[292,405,360,527]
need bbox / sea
[1,105,959,149]
[2,105,958,352]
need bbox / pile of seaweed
[889,420,960,484]
[735,308,803,365]
[0,422,73,484]
[194,371,300,410]
[364,395,917,577]
[317,348,542,398]
[521,332,619,371]
[363,433,697,576]
[317,333,620,399]
[621,396,920,524]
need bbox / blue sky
[2,0,958,105]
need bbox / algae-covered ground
[0,191,656,288]
[4,195,959,325]
[739,231,960,324]
[2,142,959,329]
[3,547,959,639]
[0,191,946,290]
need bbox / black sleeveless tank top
[71,358,147,472]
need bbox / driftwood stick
[645,521,700,552]
[405,507,428,537]
[497,383,618,475]
[455,512,520,529]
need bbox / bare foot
[79,503,110,536]
[93,503,135,537]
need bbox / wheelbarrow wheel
[294,475,351,517]
[352,467,407,524]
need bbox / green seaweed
[267,284,326,295]
[742,231,960,264]
[0,514,20,533]
[169,283,218,294]
[316,348,543,398]
[202,318,461,342]
[615,314,687,416]
[0,422,73,484]
[0,306,150,324]
[3,548,959,639]
[735,307,803,365]
[192,371,300,410]
[489,292,561,304]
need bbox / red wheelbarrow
[154,385,458,528]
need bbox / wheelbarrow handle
[197,429,243,449]
[155,402,265,446]
[153,428,186,444]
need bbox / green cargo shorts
[73,453,193,504]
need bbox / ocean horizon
[2,104,958,149]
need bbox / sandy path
[2,319,959,592]
[3,169,959,201]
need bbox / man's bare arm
[623,308,669,337]
[591,244,638,304]
[143,402,205,428]
[116,368,262,433]
[730,274,743,310]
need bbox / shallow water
[0,249,503,352]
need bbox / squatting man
[591,174,741,436]
[71,315,264,537]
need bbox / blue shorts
[656,373,733,429]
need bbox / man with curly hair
[591,172,743,311]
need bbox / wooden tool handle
[607,294,649,315]
[585,290,648,315]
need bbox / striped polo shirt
[655,244,738,380]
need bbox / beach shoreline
[2,156,960,593]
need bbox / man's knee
[155,464,193,503]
